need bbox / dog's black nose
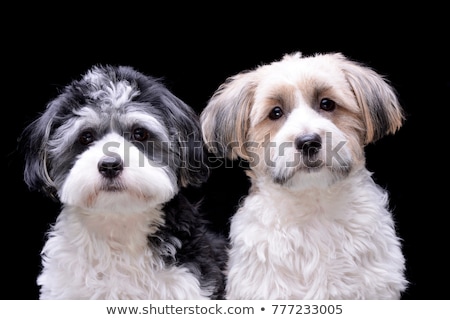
[98,154,123,178]
[295,133,322,155]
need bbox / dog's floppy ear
[19,100,60,199]
[200,72,256,160]
[160,91,210,188]
[336,53,405,144]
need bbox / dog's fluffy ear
[161,91,210,188]
[200,72,256,160]
[19,100,60,199]
[334,53,405,144]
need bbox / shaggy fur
[20,65,227,299]
[200,52,408,299]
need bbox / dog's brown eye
[79,131,95,145]
[269,106,284,120]
[320,98,336,112]
[132,127,149,141]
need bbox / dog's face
[201,52,404,188]
[22,65,207,213]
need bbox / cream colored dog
[201,52,408,299]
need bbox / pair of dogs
[21,52,408,299]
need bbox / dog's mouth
[269,153,352,186]
[272,163,323,185]
[100,179,126,192]
[272,160,352,186]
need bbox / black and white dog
[21,65,227,299]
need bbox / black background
[4,5,448,300]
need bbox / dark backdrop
[4,5,448,300]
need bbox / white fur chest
[38,207,210,300]
[226,174,406,299]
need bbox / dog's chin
[61,187,177,214]
[98,190,168,214]
[271,162,352,190]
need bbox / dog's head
[21,65,208,212]
[201,52,404,188]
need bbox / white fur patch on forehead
[259,53,348,89]
[84,68,140,110]
[73,107,102,123]
[257,52,348,83]
[67,106,168,136]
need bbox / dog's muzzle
[98,153,123,179]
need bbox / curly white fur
[38,207,211,299]
[226,171,406,299]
